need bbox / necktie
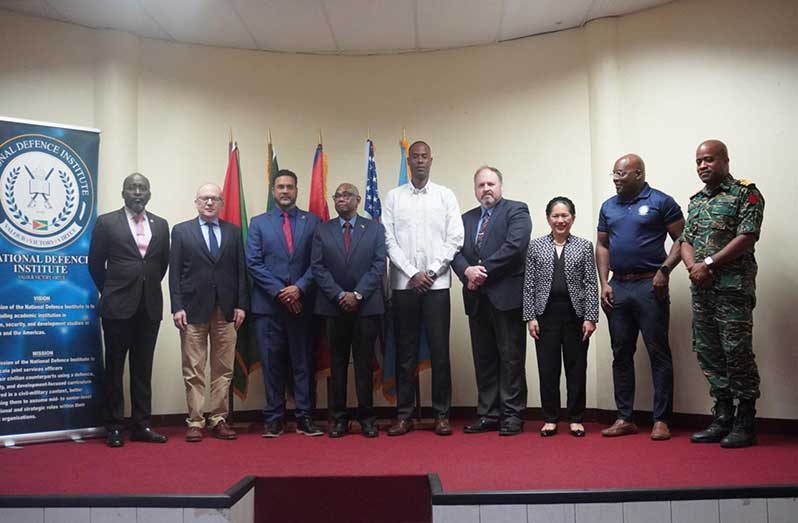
[476,211,491,250]
[282,211,294,255]
[133,214,148,257]
[207,222,219,258]
[343,222,352,255]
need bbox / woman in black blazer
[522,197,599,437]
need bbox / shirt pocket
[709,197,738,229]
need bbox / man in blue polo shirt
[596,153,684,440]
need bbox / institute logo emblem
[0,134,94,250]
[638,205,649,216]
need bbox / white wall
[1,0,795,420]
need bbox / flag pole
[268,128,272,145]
[402,127,406,141]
[319,129,323,146]
[367,127,370,141]
[229,127,233,144]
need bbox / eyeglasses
[610,169,641,178]
[196,196,223,204]
[332,192,356,200]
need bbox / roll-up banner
[0,116,103,446]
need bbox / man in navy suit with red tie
[88,173,170,447]
[246,170,323,438]
[169,183,248,442]
[311,183,386,438]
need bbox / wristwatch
[426,270,437,281]
[658,265,671,276]
[353,291,363,301]
[704,256,715,268]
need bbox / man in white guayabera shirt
[382,141,464,437]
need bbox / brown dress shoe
[185,426,203,442]
[601,419,638,437]
[650,421,671,441]
[434,418,453,436]
[211,420,237,440]
[387,419,414,436]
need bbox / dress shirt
[383,180,464,290]
[124,207,151,247]
[336,214,357,301]
[198,216,222,251]
[338,215,357,229]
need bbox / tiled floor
[433,497,798,523]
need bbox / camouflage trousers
[692,289,760,401]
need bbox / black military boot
[690,400,734,443]
[720,400,757,448]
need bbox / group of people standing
[87,138,764,450]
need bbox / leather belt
[613,271,657,282]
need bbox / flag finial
[268,128,272,145]
[229,127,233,143]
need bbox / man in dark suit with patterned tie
[452,166,532,435]
[311,183,386,438]
[246,170,323,438]
[88,173,170,447]
[169,183,248,442]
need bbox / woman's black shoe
[539,427,558,437]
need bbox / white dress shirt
[382,180,464,290]
[124,206,151,246]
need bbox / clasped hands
[277,285,303,314]
[464,265,488,291]
[687,262,714,289]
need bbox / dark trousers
[393,289,451,420]
[254,310,314,423]
[328,314,380,424]
[535,302,588,423]
[468,300,526,423]
[607,278,673,423]
[101,299,160,431]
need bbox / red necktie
[343,222,352,255]
[282,211,294,255]
[133,214,148,257]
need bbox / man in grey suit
[169,183,248,442]
[452,166,532,436]
[88,173,170,447]
[311,183,386,438]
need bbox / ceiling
[0,0,674,55]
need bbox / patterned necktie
[133,214,148,258]
[476,211,491,249]
[343,222,352,255]
[207,222,219,258]
[282,211,294,255]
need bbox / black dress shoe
[130,427,168,443]
[463,418,500,433]
[106,429,124,448]
[570,428,586,437]
[499,421,523,436]
[360,422,379,438]
[540,427,558,437]
[329,421,347,438]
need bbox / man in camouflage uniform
[681,139,764,448]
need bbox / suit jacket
[88,208,170,321]
[452,198,532,315]
[246,207,320,316]
[522,234,599,323]
[168,218,248,324]
[311,214,386,317]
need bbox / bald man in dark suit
[88,173,170,447]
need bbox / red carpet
[1,421,797,496]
